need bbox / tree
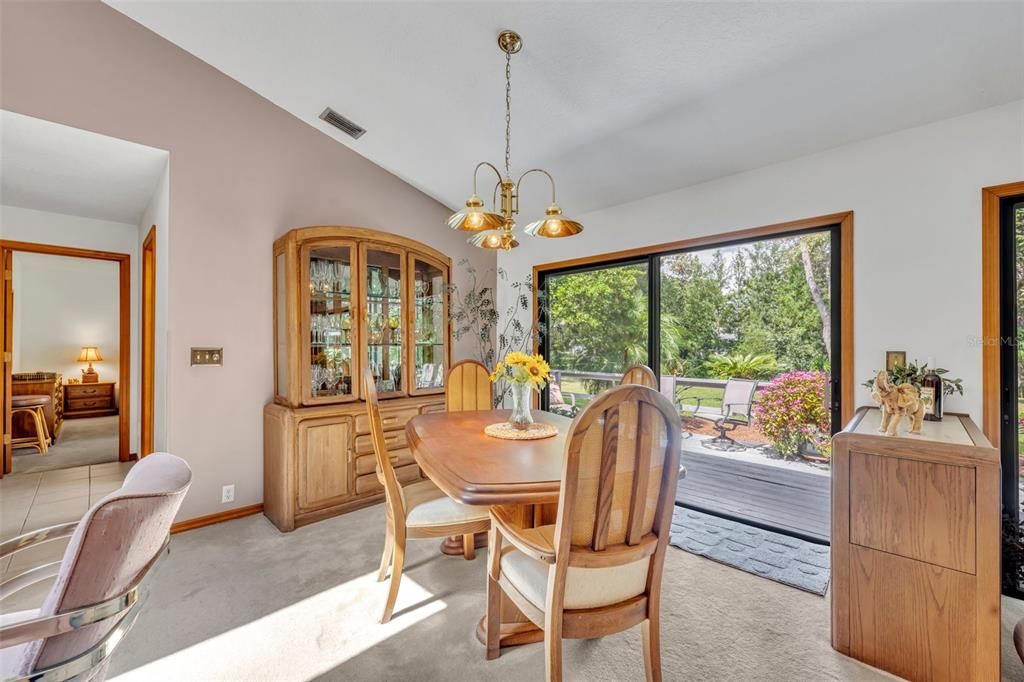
[546,264,649,372]
[800,236,831,361]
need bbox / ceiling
[0,111,168,224]
[104,1,1023,220]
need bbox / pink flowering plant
[752,370,831,459]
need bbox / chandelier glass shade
[447,30,583,250]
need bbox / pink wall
[0,1,496,520]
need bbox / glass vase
[509,381,534,430]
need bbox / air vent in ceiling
[319,107,366,139]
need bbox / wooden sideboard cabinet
[264,226,452,531]
[831,406,1000,681]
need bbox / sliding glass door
[999,193,1024,598]
[538,225,842,542]
[541,260,649,409]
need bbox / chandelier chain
[504,49,512,179]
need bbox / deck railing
[550,369,731,403]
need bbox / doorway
[536,213,853,543]
[0,240,131,477]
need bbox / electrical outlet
[221,484,235,504]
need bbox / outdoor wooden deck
[676,449,831,544]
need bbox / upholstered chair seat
[404,484,490,528]
[500,544,651,611]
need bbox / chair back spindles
[556,384,681,563]
[620,364,657,389]
[364,368,406,520]
[446,360,493,411]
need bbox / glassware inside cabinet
[307,245,354,400]
[412,258,446,390]
[365,248,403,394]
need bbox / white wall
[499,100,1024,422]
[12,252,119,387]
[0,205,140,450]
[137,159,169,452]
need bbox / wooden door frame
[532,211,855,426]
[0,239,132,473]
[981,181,1024,448]
[141,226,156,457]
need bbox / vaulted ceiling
[105,1,1023,220]
[1,110,168,224]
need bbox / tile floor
[0,461,134,580]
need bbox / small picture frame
[885,351,907,372]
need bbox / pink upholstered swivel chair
[0,453,192,681]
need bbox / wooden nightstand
[64,381,118,418]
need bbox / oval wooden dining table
[406,408,571,653]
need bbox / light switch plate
[191,347,223,366]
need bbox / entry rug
[669,507,830,596]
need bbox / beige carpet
[84,500,948,682]
[13,416,118,474]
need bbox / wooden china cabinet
[263,226,451,532]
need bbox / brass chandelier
[447,30,584,250]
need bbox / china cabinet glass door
[362,245,405,397]
[302,242,357,403]
[409,254,448,394]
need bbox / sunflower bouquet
[489,352,551,388]
[490,352,551,430]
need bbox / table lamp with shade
[78,346,102,383]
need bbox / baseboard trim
[171,503,264,534]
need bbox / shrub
[752,370,830,459]
[704,353,778,380]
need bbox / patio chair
[0,453,192,682]
[684,378,758,452]
[659,376,692,439]
[547,381,577,417]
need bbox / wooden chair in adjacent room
[445,359,493,411]
[364,369,490,623]
[485,384,683,681]
[620,363,657,389]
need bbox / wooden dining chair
[620,363,657,389]
[445,359,493,411]
[486,384,682,681]
[364,369,491,623]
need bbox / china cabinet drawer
[354,448,414,476]
[355,462,419,495]
[354,430,407,456]
[354,406,420,435]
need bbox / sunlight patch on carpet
[107,571,446,681]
